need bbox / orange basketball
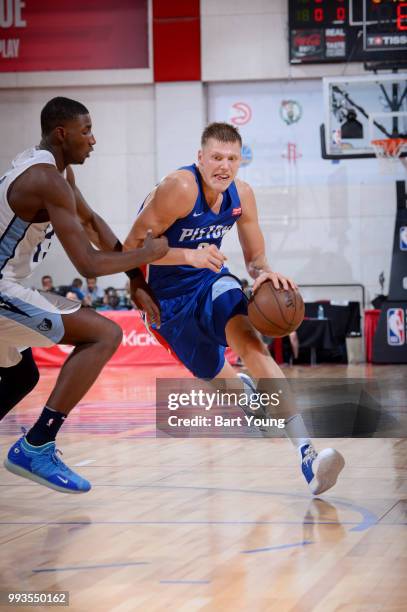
[248,281,304,337]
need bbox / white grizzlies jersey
[0,147,56,282]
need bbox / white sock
[284,414,312,450]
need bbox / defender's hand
[185,245,227,273]
[130,277,162,328]
[252,271,298,293]
[142,229,169,263]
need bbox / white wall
[155,82,205,179]
[207,79,406,305]
[201,0,365,81]
[199,0,406,306]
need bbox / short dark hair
[41,275,52,282]
[41,97,89,136]
[201,122,242,147]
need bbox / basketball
[248,281,305,337]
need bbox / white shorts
[0,280,81,368]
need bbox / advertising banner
[32,310,239,368]
[0,0,148,72]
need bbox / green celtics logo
[280,100,302,125]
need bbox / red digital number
[336,7,346,21]
[314,7,324,22]
[397,3,407,31]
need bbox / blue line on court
[242,540,314,554]
[326,497,379,532]
[138,484,380,532]
[0,484,381,533]
[32,561,149,573]
[160,580,210,585]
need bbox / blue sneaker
[300,443,344,495]
[4,436,91,494]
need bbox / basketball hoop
[371,138,407,174]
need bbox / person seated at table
[41,274,56,293]
[69,277,85,301]
[83,276,105,308]
[97,287,127,311]
[64,290,81,302]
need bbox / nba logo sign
[400,227,407,251]
[387,308,405,346]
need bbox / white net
[371,138,407,175]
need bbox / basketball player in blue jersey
[124,122,345,495]
[0,97,168,493]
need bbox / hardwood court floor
[0,363,406,612]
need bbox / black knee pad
[0,348,40,420]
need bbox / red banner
[32,310,239,368]
[0,0,148,72]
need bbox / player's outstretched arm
[236,180,296,292]
[40,168,168,277]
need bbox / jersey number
[33,228,55,263]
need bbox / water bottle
[317,304,325,319]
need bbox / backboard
[321,73,407,159]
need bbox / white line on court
[74,459,96,467]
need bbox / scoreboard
[289,0,407,64]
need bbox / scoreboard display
[289,0,407,64]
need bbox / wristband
[126,268,143,280]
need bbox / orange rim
[372,138,407,157]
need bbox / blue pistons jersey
[145,164,242,300]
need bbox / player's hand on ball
[252,271,298,294]
[143,229,169,262]
[186,244,227,273]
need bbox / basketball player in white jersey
[0,97,168,493]
[124,122,345,495]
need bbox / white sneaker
[237,372,258,414]
[300,443,345,495]
[237,372,269,434]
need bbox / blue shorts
[151,275,248,379]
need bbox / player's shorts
[0,280,80,368]
[150,274,248,379]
